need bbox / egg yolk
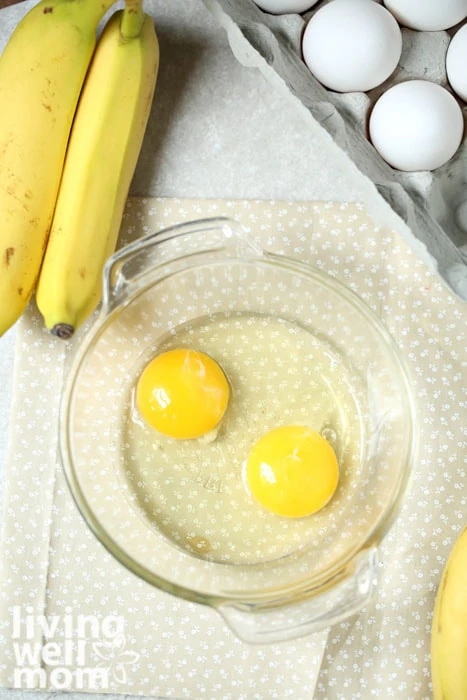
[245,425,339,518]
[135,348,230,440]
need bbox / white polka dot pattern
[0,197,465,699]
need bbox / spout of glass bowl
[102,217,263,313]
[216,547,378,644]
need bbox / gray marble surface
[0,1,411,698]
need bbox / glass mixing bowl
[60,217,417,643]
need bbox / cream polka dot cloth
[0,197,465,699]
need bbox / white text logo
[12,606,140,690]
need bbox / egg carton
[202,0,467,300]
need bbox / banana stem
[121,0,145,40]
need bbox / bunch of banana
[0,0,117,336]
[0,0,159,339]
[36,0,159,338]
[431,525,467,699]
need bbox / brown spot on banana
[3,183,30,212]
[43,6,53,13]
[4,247,14,266]
[0,138,11,159]
[441,570,449,595]
[79,268,86,279]
[18,287,23,296]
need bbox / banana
[35,1,159,339]
[0,0,117,337]
[431,525,467,700]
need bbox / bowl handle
[217,547,378,644]
[101,216,262,312]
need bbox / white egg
[252,0,320,13]
[302,0,402,93]
[447,24,467,102]
[384,0,467,31]
[369,80,464,171]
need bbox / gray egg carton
[203,0,467,300]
